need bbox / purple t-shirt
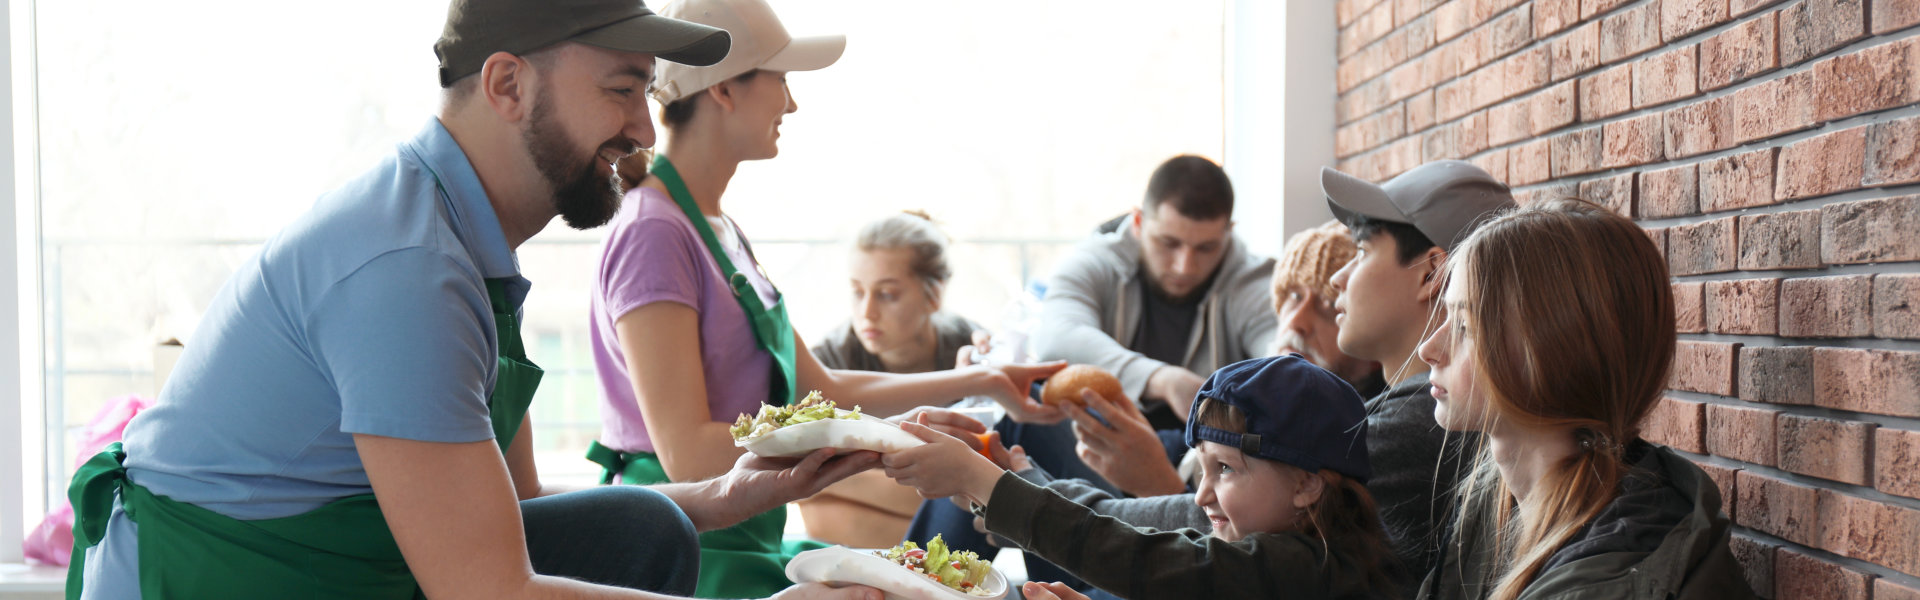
[592,186,779,453]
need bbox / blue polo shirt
[81,118,529,597]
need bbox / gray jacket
[1033,226,1277,402]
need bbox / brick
[1340,1,1397,59]
[1436,78,1474,122]
[1814,347,1920,416]
[1337,0,1382,27]
[1518,181,1582,205]
[1473,149,1511,185]
[1876,0,1920,33]
[1482,4,1536,60]
[1580,172,1637,216]
[1397,0,1448,27]
[1601,2,1663,62]
[1399,14,1439,60]
[1729,532,1776,598]
[1707,403,1776,464]
[1700,11,1779,90]
[1737,209,1822,270]
[1700,148,1776,211]
[1775,126,1867,201]
[1730,70,1819,144]
[1866,115,1920,187]
[1777,414,1874,484]
[1437,32,1484,80]
[1634,45,1700,108]
[1737,471,1817,543]
[1643,396,1706,452]
[1674,340,1740,395]
[1877,275,1920,339]
[1706,278,1780,335]
[1639,163,1699,218]
[1550,21,1602,81]
[1668,216,1738,276]
[1780,275,1874,338]
[1337,105,1407,158]
[1550,127,1604,176]
[1500,46,1551,100]
[1776,548,1870,600]
[1732,0,1789,15]
[1579,63,1634,121]
[1407,90,1437,132]
[1423,111,1489,161]
[1781,0,1868,66]
[1740,346,1814,405]
[1663,96,1734,159]
[1603,113,1664,168]
[1508,138,1552,185]
[1647,226,1669,258]
[1487,97,1531,146]
[1878,580,1920,600]
[1815,38,1920,123]
[1822,195,1920,264]
[1530,81,1577,134]
[1664,0,1733,40]
[1847,498,1920,576]
[1583,0,1635,19]
[1877,428,1920,499]
[1695,462,1741,518]
[1676,281,1706,333]
[1387,56,1437,105]
[1536,0,1582,36]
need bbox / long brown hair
[1444,198,1675,600]
[1194,399,1406,593]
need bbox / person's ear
[1129,208,1144,237]
[1293,470,1328,510]
[926,283,944,314]
[479,52,534,123]
[1414,247,1449,303]
[707,80,738,113]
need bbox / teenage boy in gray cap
[64,2,880,599]
[1322,159,1517,597]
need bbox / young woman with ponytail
[1413,198,1755,599]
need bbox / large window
[28,0,1225,505]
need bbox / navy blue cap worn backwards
[1184,355,1372,483]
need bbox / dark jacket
[983,472,1396,600]
[1366,371,1475,597]
[1417,443,1758,600]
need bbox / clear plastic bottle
[952,281,1048,426]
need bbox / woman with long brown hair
[1413,198,1753,599]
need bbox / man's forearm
[649,477,748,533]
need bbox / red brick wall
[1334,0,1920,596]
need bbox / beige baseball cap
[650,0,845,104]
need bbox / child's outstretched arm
[880,416,1007,506]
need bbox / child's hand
[881,415,1007,506]
[1022,582,1092,600]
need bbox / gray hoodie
[1033,225,1277,403]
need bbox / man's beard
[523,86,628,230]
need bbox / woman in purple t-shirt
[586,1,1065,597]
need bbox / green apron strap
[648,155,798,408]
[486,277,543,451]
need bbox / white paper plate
[736,415,929,458]
[785,546,1009,600]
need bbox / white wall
[1225,0,1336,257]
[4,0,39,564]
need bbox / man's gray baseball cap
[1321,160,1517,253]
[435,0,733,87]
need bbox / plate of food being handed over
[729,391,929,458]
[785,535,1007,600]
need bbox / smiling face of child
[1191,441,1318,542]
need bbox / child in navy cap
[883,355,1405,599]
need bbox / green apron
[583,154,812,599]
[66,278,542,599]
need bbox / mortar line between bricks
[1494,100,1920,195]
[1727,525,1920,592]
[1343,7,1920,157]
[1635,184,1920,228]
[1668,262,1920,283]
[1674,448,1920,513]
[1666,389,1920,432]
[1673,332,1920,352]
